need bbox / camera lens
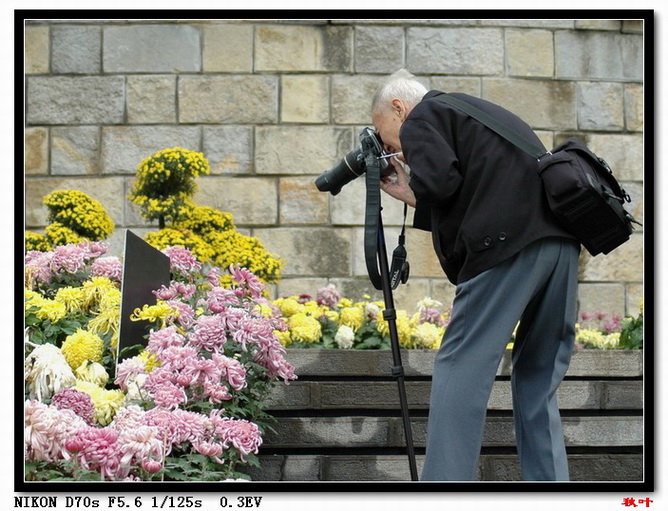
[315,147,365,196]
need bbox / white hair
[371,69,428,116]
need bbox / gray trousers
[421,238,580,481]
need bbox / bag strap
[433,94,550,160]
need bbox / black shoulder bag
[435,94,640,256]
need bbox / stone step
[262,416,643,449]
[283,349,643,378]
[243,454,644,482]
[255,349,645,482]
[266,380,643,411]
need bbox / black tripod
[363,147,419,482]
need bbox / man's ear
[391,98,407,120]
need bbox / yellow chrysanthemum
[321,309,339,323]
[174,204,235,236]
[396,314,413,348]
[34,299,68,322]
[376,310,412,347]
[298,300,319,316]
[44,222,85,246]
[129,147,210,224]
[288,313,322,344]
[54,286,86,313]
[131,301,179,325]
[411,322,444,350]
[25,289,48,310]
[60,329,105,370]
[137,350,161,372]
[43,190,114,241]
[145,228,216,264]
[75,380,125,426]
[576,326,620,349]
[87,303,120,338]
[274,297,304,317]
[87,287,121,346]
[206,229,282,285]
[254,303,275,319]
[25,230,52,252]
[339,306,365,332]
[81,276,117,309]
[274,329,292,348]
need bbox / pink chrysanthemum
[419,306,446,326]
[146,325,187,356]
[153,284,178,301]
[232,316,275,352]
[173,282,196,299]
[82,241,109,259]
[50,243,89,274]
[25,251,54,287]
[206,286,240,313]
[212,354,247,391]
[150,381,188,409]
[52,388,96,425]
[195,440,223,458]
[204,383,233,404]
[316,283,341,307]
[90,256,123,281]
[25,400,88,463]
[118,425,165,473]
[162,246,202,275]
[229,265,265,299]
[189,315,228,352]
[210,413,262,461]
[251,333,297,384]
[109,404,146,432]
[66,426,126,480]
[166,300,195,327]
[142,408,207,453]
[157,345,200,370]
[154,282,197,301]
[206,266,222,287]
[114,356,148,391]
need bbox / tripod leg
[377,214,419,481]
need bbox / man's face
[372,107,403,155]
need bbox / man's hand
[380,155,416,208]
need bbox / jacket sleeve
[400,117,463,212]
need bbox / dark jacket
[401,90,576,284]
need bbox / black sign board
[117,230,171,362]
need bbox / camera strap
[364,153,384,290]
[364,158,410,291]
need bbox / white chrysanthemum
[25,343,76,402]
[334,325,355,349]
[416,297,443,310]
[75,360,110,387]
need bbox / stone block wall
[24,18,645,316]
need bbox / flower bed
[23,240,642,483]
[271,285,643,352]
[24,242,295,482]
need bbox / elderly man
[372,69,579,481]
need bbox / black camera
[315,127,395,196]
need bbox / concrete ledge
[267,380,643,411]
[284,349,643,378]
[263,416,643,448]
[244,454,643,482]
